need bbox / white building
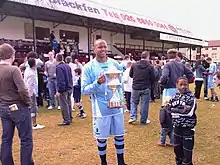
[0,0,207,61]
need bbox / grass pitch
[1,93,220,165]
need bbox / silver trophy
[105,66,122,108]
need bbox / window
[59,30,79,42]
[212,47,217,50]
[24,23,33,39]
[24,24,50,40]
[35,27,50,40]
[211,53,217,59]
[96,35,102,40]
[197,47,201,53]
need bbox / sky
[93,0,219,40]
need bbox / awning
[8,0,203,41]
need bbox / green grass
[1,89,220,165]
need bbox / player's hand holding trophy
[105,66,122,108]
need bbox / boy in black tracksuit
[168,76,197,165]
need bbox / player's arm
[81,66,102,95]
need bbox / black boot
[215,96,219,102]
[100,154,107,165]
[117,153,126,165]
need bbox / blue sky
[93,0,218,40]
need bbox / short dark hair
[156,60,160,64]
[27,51,37,59]
[201,54,206,57]
[177,52,183,60]
[0,43,15,60]
[176,76,188,83]
[124,55,130,60]
[28,58,36,68]
[56,53,63,62]
[195,60,202,69]
[206,57,212,61]
[74,68,82,75]
[215,71,220,79]
[167,49,178,59]
[65,56,72,64]
[141,51,149,59]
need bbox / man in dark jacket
[201,54,210,100]
[154,60,162,99]
[159,49,194,106]
[56,54,73,126]
[128,51,155,125]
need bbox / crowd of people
[0,39,220,165]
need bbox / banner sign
[160,33,208,46]
[9,0,201,40]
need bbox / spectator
[56,54,73,126]
[128,51,156,124]
[201,54,210,100]
[45,51,60,110]
[24,58,45,130]
[0,43,34,165]
[169,77,197,165]
[176,51,183,62]
[25,51,43,105]
[65,56,77,111]
[154,60,162,99]
[214,71,220,86]
[159,49,194,106]
[123,61,133,112]
[206,57,218,102]
[194,60,207,99]
[74,68,86,118]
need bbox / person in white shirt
[65,56,77,111]
[24,58,45,130]
[121,55,130,70]
[74,59,83,71]
[123,61,133,112]
[25,52,43,95]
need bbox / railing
[114,43,170,52]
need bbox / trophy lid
[105,66,122,74]
[107,79,120,86]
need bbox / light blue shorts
[162,88,178,105]
[208,81,215,89]
[93,113,125,139]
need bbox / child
[24,58,45,130]
[74,68,86,118]
[206,57,219,102]
[158,104,173,147]
[168,76,197,165]
[123,61,133,112]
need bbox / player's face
[176,79,189,94]
[214,75,220,86]
[94,41,107,58]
